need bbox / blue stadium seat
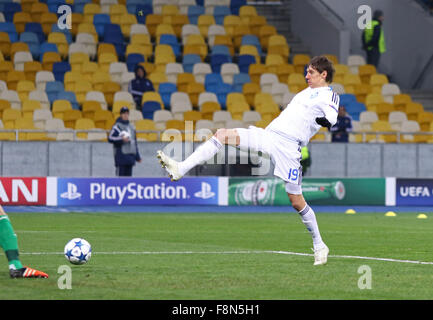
[159,34,181,59]
[135,5,153,24]
[187,5,205,25]
[141,100,162,119]
[182,54,201,73]
[57,91,79,110]
[214,83,232,109]
[47,0,66,13]
[210,45,231,57]
[45,81,65,104]
[232,73,251,92]
[128,0,152,14]
[210,53,232,73]
[205,73,223,92]
[39,42,58,61]
[345,102,366,121]
[103,24,125,58]
[241,35,262,55]
[52,61,71,82]
[237,54,256,74]
[25,23,45,43]
[230,0,247,15]
[3,3,21,22]
[20,32,41,59]
[126,53,145,72]
[0,22,18,42]
[93,14,111,39]
[213,6,231,25]
[339,93,357,107]
[158,82,177,110]
[73,0,91,13]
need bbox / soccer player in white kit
[157,56,339,265]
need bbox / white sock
[298,204,325,250]
[178,137,223,176]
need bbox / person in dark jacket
[330,106,352,142]
[108,106,141,176]
[362,10,386,68]
[128,65,155,110]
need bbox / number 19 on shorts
[288,168,300,183]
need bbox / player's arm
[315,101,338,129]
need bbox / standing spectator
[128,65,154,110]
[108,106,141,176]
[330,105,352,142]
[362,10,386,68]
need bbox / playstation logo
[194,182,215,199]
[60,183,82,200]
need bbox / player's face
[305,66,327,88]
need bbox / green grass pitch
[1,210,433,300]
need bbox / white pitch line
[20,250,433,265]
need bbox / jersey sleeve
[318,91,339,127]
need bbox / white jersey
[265,86,339,146]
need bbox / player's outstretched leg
[158,129,238,180]
[0,207,48,278]
[288,193,329,265]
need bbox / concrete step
[406,90,433,111]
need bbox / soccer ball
[64,238,92,265]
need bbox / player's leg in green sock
[0,214,23,270]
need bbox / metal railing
[1,129,433,143]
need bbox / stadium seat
[153,109,173,130]
[170,92,193,120]
[388,111,408,131]
[141,100,162,119]
[158,82,177,109]
[135,119,158,141]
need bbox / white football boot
[157,150,183,181]
[313,244,329,266]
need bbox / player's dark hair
[309,56,335,83]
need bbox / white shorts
[236,126,303,195]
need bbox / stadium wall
[1,141,433,178]
[292,0,433,90]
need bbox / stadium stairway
[253,0,312,58]
[406,90,433,112]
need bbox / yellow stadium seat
[239,5,258,24]
[102,81,121,107]
[239,45,260,64]
[405,102,424,121]
[74,81,93,104]
[48,32,69,59]
[176,73,196,92]
[13,12,32,34]
[126,44,151,60]
[183,110,202,124]
[75,118,95,140]
[393,93,412,111]
[223,15,241,37]
[16,80,35,102]
[287,73,307,93]
[365,93,384,110]
[200,101,221,120]
[93,109,114,130]
[42,51,61,71]
[198,15,216,38]
[342,73,362,94]
[371,120,397,143]
[354,83,373,104]
[10,42,30,62]
[135,119,158,141]
[248,63,266,84]
[213,35,234,56]
[40,12,58,35]
[292,54,311,74]
[265,54,284,74]
[21,99,41,119]
[276,63,295,83]
[3,109,22,129]
[109,4,128,24]
[148,73,167,91]
[417,112,433,132]
[375,102,394,121]
[6,70,26,91]
[77,23,98,42]
[370,74,389,94]
[146,14,163,38]
[92,71,112,91]
[141,91,164,106]
[63,109,82,129]
[0,99,11,118]
[30,2,49,23]
[268,43,290,61]
[69,52,90,72]
[186,82,205,108]
[358,64,377,84]
[81,61,99,82]
[82,100,102,119]
[259,25,277,50]
[119,14,138,37]
[64,71,82,91]
[97,43,117,58]
[249,15,267,37]
[172,14,190,38]
[0,61,13,81]
[23,61,42,82]
[52,100,73,119]
[243,82,261,106]
[98,53,118,72]
[70,13,84,36]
